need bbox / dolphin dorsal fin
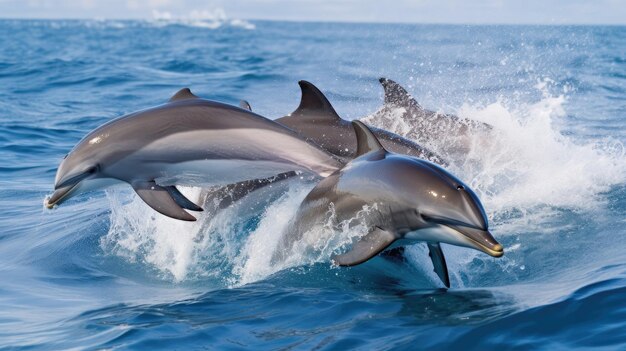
[291,80,341,121]
[352,120,386,157]
[169,88,199,102]
[239,100,252,111]
[379,77,422,109]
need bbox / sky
[0,0,625,25]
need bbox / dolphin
[194,81,444,211]
[45,88,344,221]
[363,78,492,157]
[273,121,503,287]
[273,81,445,165]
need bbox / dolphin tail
[132,181,199,221]
[427,243,450,288]
[331,227,396,266]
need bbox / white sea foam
[101,187,206,281]
[150,9,255,30]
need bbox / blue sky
[0,0,625,24]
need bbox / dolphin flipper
[239,100,252,111]
[132,181,197,221]
[332,227,396,266]
[427,243,450,288]
[166,186,203,212]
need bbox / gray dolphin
[273,121,503,287]
[274,81,445,165]
[196,81,444,211]
[364,78,492,157]
[45,88,344,221]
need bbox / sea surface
[0,18,625,350]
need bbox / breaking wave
[150,9,255,30]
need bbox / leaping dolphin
[364,78,492,157]
[273,121,503,287]
[274,81,445,165]
[45,88,344,221]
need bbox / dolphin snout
[447,224,504,257]
[45,183,79,209]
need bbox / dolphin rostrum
[273,121,503,287]
[45,88,344,221]
[363,78,492,157]
[274,81,445,165]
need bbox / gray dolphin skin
[45,88,344,221]
[275,81,444,165]
[364,78,492,157]
[274,121,503,287]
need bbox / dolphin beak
[47,166,97,208]
[45,183,79,209]
[446,224,504,257]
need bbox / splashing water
[366,81,626,214]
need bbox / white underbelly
[404,225,471,248]
[153,159,310,187]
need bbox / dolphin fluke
[427,243,450,288]
[379,77,422,109]
[132,181,198,221]
[332,227,396,266]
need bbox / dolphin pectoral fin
[239,100,252,111]
[332,227,396,266]
[132,181,197,221]
[165,186,203,212]
[427,243,450,288]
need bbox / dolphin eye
[457,185,465,190]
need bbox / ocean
[0,18,625,350]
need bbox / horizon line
[0,16,625,27]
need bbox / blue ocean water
[0,18,625,350]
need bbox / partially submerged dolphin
[364,78,492,157]
[274,81,444,165]
[45,88,344,221]
[273,121,503,287]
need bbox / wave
[150,9,255,30]
[8,9,256,31]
